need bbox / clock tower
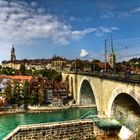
[11,44,16,62]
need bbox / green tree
[38,69,62,81]
[26,69,32,76]
[5,82,12,104]
[38,79,45,105]
[32,69,39,76]
[12,80,21,104]
[22,80,30,104]
[75,59,84,71]
[54,73,62,81]
[0,67,15,75]
[19,64,26,75]
[91,59,101,71]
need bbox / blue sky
[0,0,140,62]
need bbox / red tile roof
[96,62,110,69]
[0,75,33,83]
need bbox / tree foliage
[22,80,30,104]
[5,82,12,103]
[0,67,15,75]
[19,64,26,75]
[37,69,62,81]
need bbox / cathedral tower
[109,36,116,71]
[11,44,16,62]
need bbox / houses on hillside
[0,75,70,107]
[45,80,69,106]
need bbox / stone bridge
[62,72,140,118]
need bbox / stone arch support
[77,76,100,113]
[107,86,140,118]
[62,73,69,82]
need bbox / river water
[0,107,97,139]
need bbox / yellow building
[51,57,67,72]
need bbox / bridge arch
[70,77,74,97]
[80,79,96,105]
[107,86,140,118]
[65,75,69,82]
[77,77,99,113]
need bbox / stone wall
[4,119,95,140]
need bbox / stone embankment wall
[4,119,95,140]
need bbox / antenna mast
[104,39,107,72]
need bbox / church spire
[110,34,114,55]
[11,44,16,62]
[12,44,14,49]
[109,35,116,71]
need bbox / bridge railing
[80,111,122,130]
[69,71,140,85]
[80,111,96,119]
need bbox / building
[83,66,92,72]
[1,62,21,70]
[1,58,51,71]
[0,77,10,93]
[11,45,16,62]
[0,75,37,94]
[96,62,110,72]
[109,38,116,71]
[1,45,21,70]
[45,80,69,106]
[51,56,67,72]
[63,64,72,72]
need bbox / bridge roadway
[62,71,140,118]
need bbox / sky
[0,0,140,62]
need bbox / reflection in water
[17,114,25,125]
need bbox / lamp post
[105,39,107,72]
[93,59,96,72]
[75,58,77,73]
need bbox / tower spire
[12,44,14,48]
[11,44,16,62]
[111,34,114,54]
[109,34,116,72]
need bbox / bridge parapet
[67,71,140,86]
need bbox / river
[0,107,97,139]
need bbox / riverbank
[0,104,96,115]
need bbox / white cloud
[0,42,12,60]
[0,0,119,49]
[72,28,96,40]
[80,49,89,57]
[31,1,38,8]
[118,7,140,17]
[37,8,45,14]
[100,12,115,19]
[101,6,140,19]
[111,27,119,30]
[96,26,119,36]
[70,17,76,21]
[130,7,140,13]
[0,0,98,46]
